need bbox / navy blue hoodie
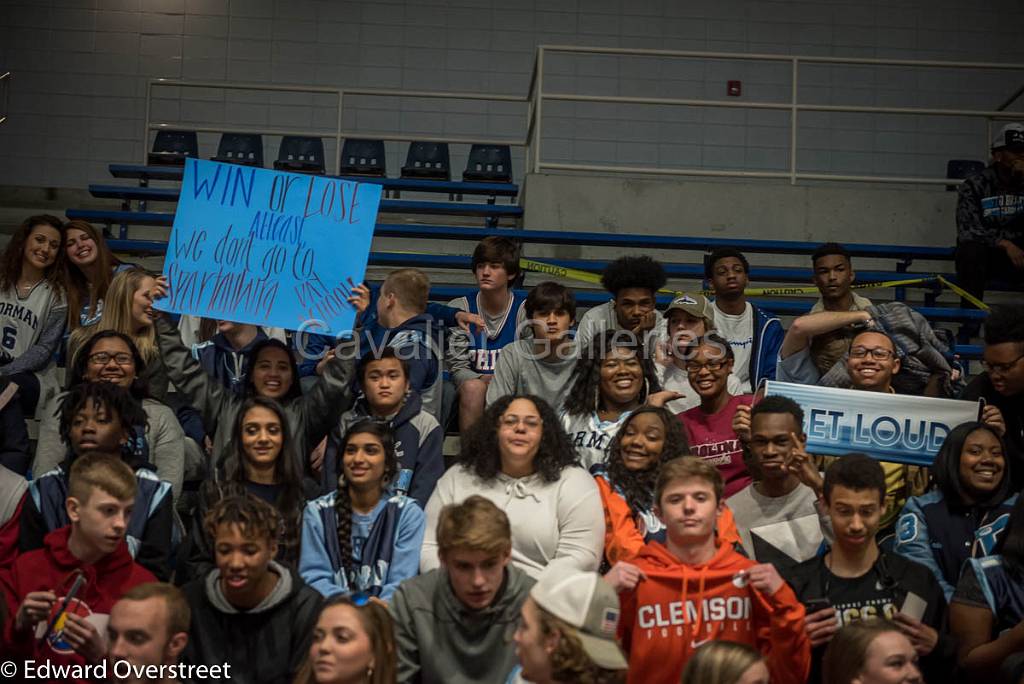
[359,314,442,419]
[323,391,443,508]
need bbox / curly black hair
[459,394,578,483]
[984,304,1024,347]
[68,329,150,399]
[704,248,750,280]
[335,419,400,578]
[58,381,147,464]
[563,330,661,417]
[600,256,667,297]
[605,406,691,515]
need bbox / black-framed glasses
[849,346,895,361]
[982,353,1024,376]
[685,360,727,374]
[87,352,133,366]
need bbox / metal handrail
[531,45,1024,185]
[0,72,10,126]
[145,78,528,174]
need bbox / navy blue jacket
[894,490,1017,601]
[323,391,443,507]
[749,302,785,387]
[19,462,175,580]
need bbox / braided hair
[605,406,691,515]
[334,419,399,577]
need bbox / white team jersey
[0,282,62,364]
[560,409,634,472]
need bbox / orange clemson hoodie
[596,475,741,565]
[618,539,810,684]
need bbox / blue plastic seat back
[213,133,264,167]
[148,130,199,166]
[946,159,985,180]
[401,141,450,180]
[463,144,512,183]
[339,138,387,177]
[274,136,326,175]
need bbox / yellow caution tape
[384,253,986,310]
[519,256,948,300]
[937,276,990,311]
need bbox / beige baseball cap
[529,569,628,671]
[665,293,716,329]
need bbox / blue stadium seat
[401,142,451,181]
[274,136,325,175]
[946,159,985,190]
[463,144,513,183]
[339,138,387,177]
[147,130,198,167]
[212,133,263,167]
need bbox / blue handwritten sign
[763,381,981,466]
[155,159,382,336]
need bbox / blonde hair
[823,620,908,684]
[680,641,764,684]
[655,456,724,506]
[69,268,157,365]
[381,269,429,313]
[293,596,398,684]
[437,495,512,558]
[68,453,137,503]
[538,606,625,684]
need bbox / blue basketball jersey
[465,291,527,375]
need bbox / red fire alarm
[727,80,742,96]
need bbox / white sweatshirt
[420,463,604,578]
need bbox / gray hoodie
[389,565,535,684]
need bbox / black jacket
[182,563,323,684]
[788,550,959,684]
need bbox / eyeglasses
[685,360,727,374]
[87,352,133,366]
[500,415,542,429]
[982,353,1024,375]
[849,346,895,361]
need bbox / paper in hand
[899,591,927,621]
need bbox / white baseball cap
[529,569,628,671]
[991,123,1024,151]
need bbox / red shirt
[679,394,754,498]
[0,526,155,680]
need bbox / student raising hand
[733,403,752,443]
[785,431,824,495]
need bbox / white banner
[762,381,982,466]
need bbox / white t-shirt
[713,301,754,393]
[575,300,666,352]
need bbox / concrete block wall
[1,0,1024,191]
